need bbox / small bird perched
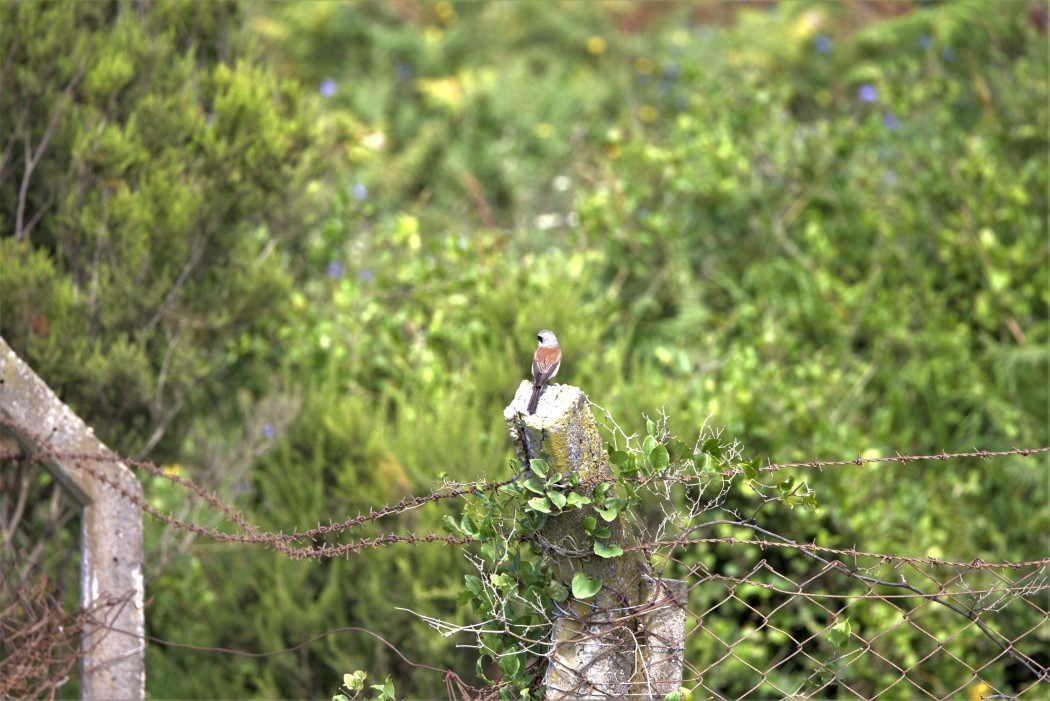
[528,330,561,414]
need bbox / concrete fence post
[1,337,145,700]
[505,381,687,700]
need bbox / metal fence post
[1,337,145,700]
[505,381,687,700]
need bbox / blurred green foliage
[2,0,1046,699]
[0,0,357,457]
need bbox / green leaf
[608,449,630,467]
[527,496,552,513]
[529,458,550,478]
[546,490,567,509]
[440,514,459,534]
[546,579,569,603]
[594,541,624,558]
[582,515,598,535]
[371,675,395,700]
[670,439,690,462]
[592,526,611,539]
[828,618,852,647]
[620,452,638,475]
[566,492,591,507]
[571,572,602,599]
[701,438,722,459]
[499,651,522,677]
[595,507,619,522]
[522,477,546,494]
[649,444,669,471]
[460,514,478,536]
[476,657,491,682]
[741,458,761,480]
[465,575,484,595]
[643,434,658,456]
[692,453,709,473]
[646,419,656,436]
[345,670,366,691]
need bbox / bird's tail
[527,384,542,414]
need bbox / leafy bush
[0,0,354,458]
[3,1,1045,698]
[249,1,639,231]
[578,0,1048,555]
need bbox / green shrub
[0,0,355,459]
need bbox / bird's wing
[532,347,561,384]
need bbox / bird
[528,330,561,414]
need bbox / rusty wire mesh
[470,534,1049,700]
[675,555,1048,700]
[0,556,139,701]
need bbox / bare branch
[14,65,84,242]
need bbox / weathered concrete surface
[504,382,687,699]
[0,337,145,701]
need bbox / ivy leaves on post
[571,571,602,599]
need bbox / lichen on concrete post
[504,381,687,700]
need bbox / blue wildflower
[918,34,932,50]
[396,63,413,81]
[352,183,368,201]
[319,79,337,98]
[941,47,955,62]
[882,113,900,131]
[358,269,374,283]
[262,423,276,439]
[326,261,345,279]
[814,35,833,54]
[857,84,878,103]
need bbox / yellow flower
[433,1,456,25]
[968,683,992,701]
[417,76,463,110]
[792,9,825,40]
[586,36,607,55]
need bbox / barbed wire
[3,413,1048,699]
[1,414,1047,563]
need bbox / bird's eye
[537,334,542,341]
